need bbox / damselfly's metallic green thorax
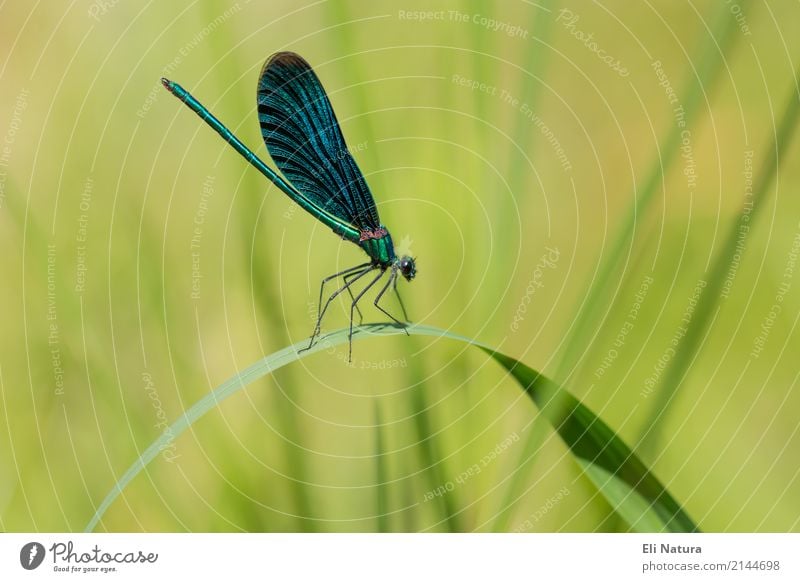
[359,227,396,266]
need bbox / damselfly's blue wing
[257,52,381,231]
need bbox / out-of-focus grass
[1,0,799,532]
[554,0,751,383]
[641,74,800,452]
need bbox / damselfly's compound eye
[399,256,416,281]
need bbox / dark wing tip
[266,51,309,68]
[259,52,313,86]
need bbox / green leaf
[578,461,669,532]
[85,324,697,532]
[484,349,697,532]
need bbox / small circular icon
[20,542,45,570]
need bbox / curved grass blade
[484,349,697,532]
[85,324,697,532]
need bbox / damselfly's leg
[375,270,410,335]
[392,274,410,323]
[301,264,374,352]
[314,262,371,323]
[347,269,387,362]
[343,269,366,324]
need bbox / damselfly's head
[398,256,416,282]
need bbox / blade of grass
[555,2,750,382]
[640,67,800,451]
[577,460,668,532]
[85,323,697,532]
[485,349,697,532]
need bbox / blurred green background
[1,0,799,532]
